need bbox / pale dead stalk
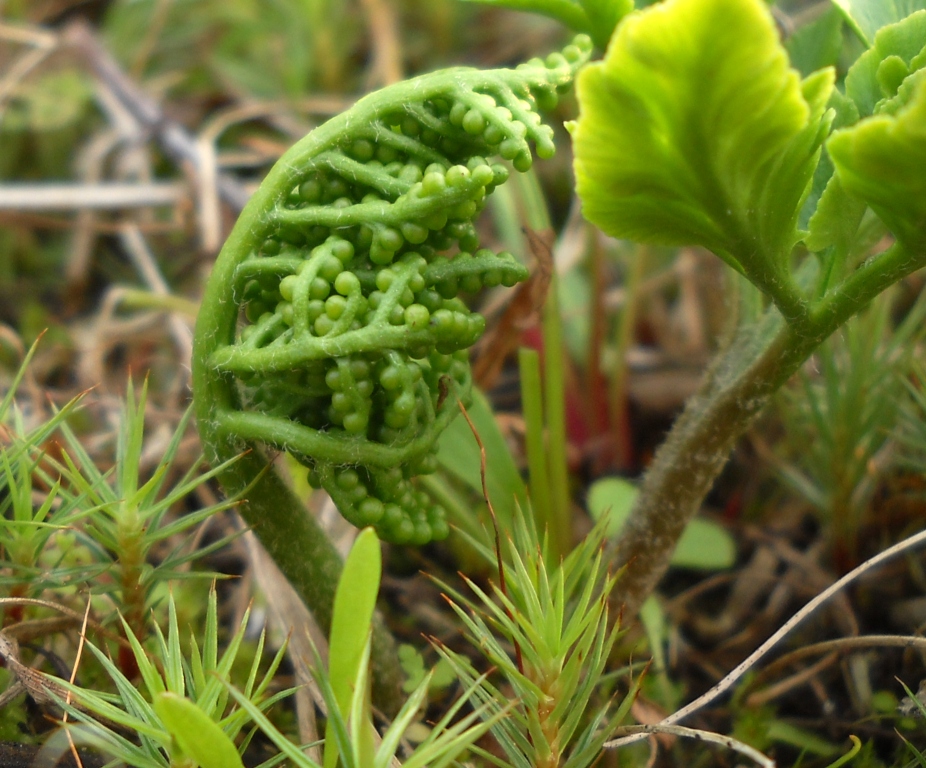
[606,527,926,749]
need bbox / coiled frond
[194,36,592,544]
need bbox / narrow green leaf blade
[328,527,381,713]
[572,0,830,288]
[436,387,527,525]
[325,527,381,768]
[828,74,926,251]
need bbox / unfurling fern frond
[193,37,592,544]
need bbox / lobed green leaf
[844,10,926,118]
[805,171,865,260]
[571,0,832,312]
[828,73,926,251]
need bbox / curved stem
[614,242,925,618]
[191,120,407,715]
[192,47,591,710]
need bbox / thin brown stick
[745,651,839,709]
[0,598,121,645]
[360,0,404,87]
[62,20,253,212]
[61,600,94,768]
[745,634,926,706]
[118,224,193,369]
[0,22,58,117]
[457,397,524,675]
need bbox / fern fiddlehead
[193,39,591,556]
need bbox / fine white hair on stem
[606,527,926,749]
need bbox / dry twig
[606,527,926,749]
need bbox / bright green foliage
[222,528,502,768]
[48,527,499,768]
[807,10,926,275]
[804,168,869,261]
[48,380,240,639]
[226,649,502,768]
[0,435,91,599]
[49,589,288,768]
[153,694,245,768]
[568,0,926,620]
[0,347,92,595]
[571,0,926,310]
[832,0,926,46]
[570,0,832,316]
[0,347,236,613]
[830,48,926,252]
[194,37,592,544]
[435,513,634,768]
[843,10,926,117]
[776,290,926,558]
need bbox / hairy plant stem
[614,241,926,618]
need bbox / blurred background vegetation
[5,1,926,765]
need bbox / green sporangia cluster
[194,37,592,544]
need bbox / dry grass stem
[0,182,189,210]
[606,526,926,749]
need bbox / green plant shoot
[153,693,245,768]
[570,0,926,615]
[194,39,591,545]
[435,510,635,768]
[191,39,591,698]
[220,523,502,768]
[46,588,288,768]
[325,527,381,768]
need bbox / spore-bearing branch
[193,36,593,545]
